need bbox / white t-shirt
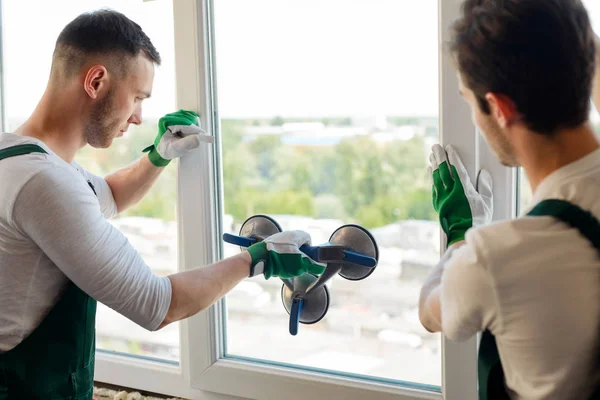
[0,133,172,352]
[441,148,600,399]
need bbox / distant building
[241,116,436,147]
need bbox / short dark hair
[451,0,596,135]
[53,9,161,78]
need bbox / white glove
[428,144,493,244]
[247,231,326,279]
[156,125,214,160]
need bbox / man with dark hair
[0,9,324,399]
[54,9,162,76]
[419,0,600,399]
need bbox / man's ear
[485,92,519,128]
[83,65,108,99]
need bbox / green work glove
[429,144,493,246]
[246,231,326,279]
[143,109,213,167]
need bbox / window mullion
[439,0,479,399]
[173,0,222,382]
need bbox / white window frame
[92,0,518,399]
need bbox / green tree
[328,134,433,227]
[77,116,438,229]
[248,135,282,184]
[225,189,315,221]
[333,137,386,214]
[404,188,437,221]
[271,116,285,126]
[356,205,386,229]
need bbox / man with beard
[419,0,600,399]
[0,10,324,399]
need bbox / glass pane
[215,0,441,387]
[518,1,600,214]
[3,0,179,363]
[588,0,600,135]
[518,170,533,213]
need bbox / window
[186,1,478,399]
[2,0,180,364]
[215,0,442,387]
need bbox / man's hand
[428,144,493,245]
[247,230,326,279]
[161,231,325,329]
[143,109,212,167]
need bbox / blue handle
[299,244,320,261]
[289,297,303,336]
[342,250,377,268]
[223,234,376,267]
[301,245,376,267]
[223,233,256,248]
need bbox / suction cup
[281,274,330,327]
[329,224,379,281]
[238,215,282,251]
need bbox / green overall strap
[478,199,600,400]
[0,143,48,158]
[0,144,97,400]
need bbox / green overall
[478,199,600,400]
[0,144,97,399]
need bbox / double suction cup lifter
[223,215,379,336]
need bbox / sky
[212,0,438,118]
[2,0,600,120]
[2,0,177,120]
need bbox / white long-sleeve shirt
[0,132,171,352]
[441,148,600,399]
